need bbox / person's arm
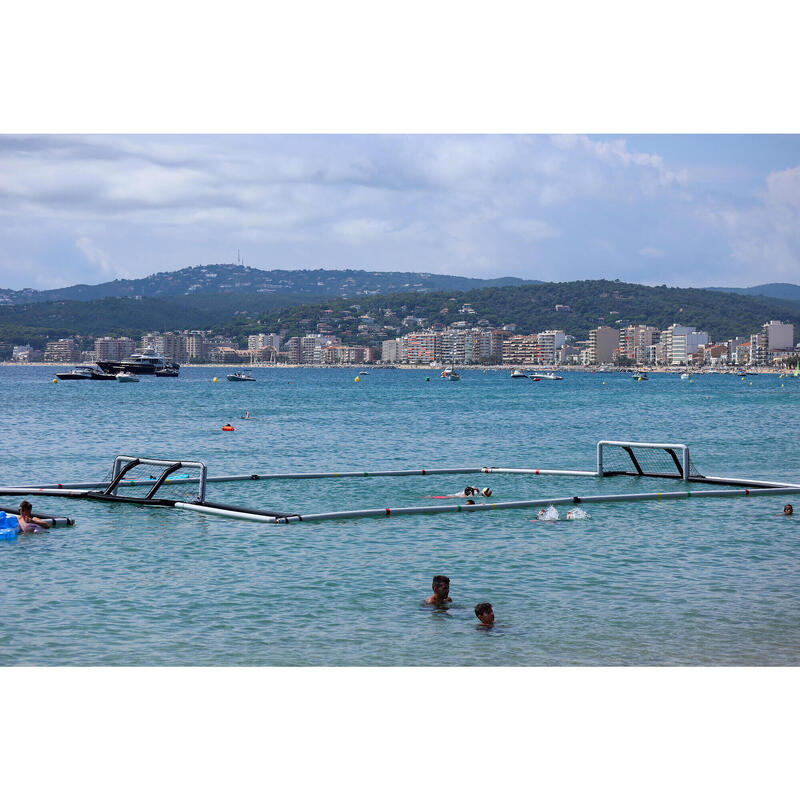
[17,518,37,532]
[32,517,51,529]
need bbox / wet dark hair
[432,575,450,589]
[785,504,794,515]
[19,501,32,514]
[465,498,476,505]
[464,486,475,495]
[474,602,493,618]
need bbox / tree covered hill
[231,280,800,344]
[2,279,798,351]
[0,264,529,304]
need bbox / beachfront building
[619,325,659,364]
[93,336,136,363]
[536,330,566,365]
[44,338,81,362]
[182,332,209,363]
[587,326,619,365]
[381,338,405,363]
[763,320,794,353]
[248,333,282,351]
[12,344,42,362]
[405,332,441,364]
[502,334,538,364]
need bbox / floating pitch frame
[2,441,800,525]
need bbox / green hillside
[2,279,798,350]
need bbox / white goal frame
[597,440,691,482]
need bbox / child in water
[474,602,494,627]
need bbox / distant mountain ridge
[705,283,800,302]
[0,265,531,304]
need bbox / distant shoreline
[1,361,789,375]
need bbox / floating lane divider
[14,466,600,490]
[172,484,800,525]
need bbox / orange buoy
[221,425,235,431]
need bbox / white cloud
[699,164,800,281]
[637,246,664,258]
[75,236,117,278]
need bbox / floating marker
[213,377,219,383]
[52,378,58,383]
[354,376,359,382]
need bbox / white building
[763,320,794,351]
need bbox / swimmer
[240,411,251,419]
[474,602,494,628]
[16,501,50,533]
[429,486,493,500]
[533,505,561,522]
[425,575,452,607]
[465,498,475,505]
[784,504,794,516]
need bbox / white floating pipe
[174,502,278,523]
[15,465,600,491]
[175,484,800,525]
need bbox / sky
[1,133,799,292]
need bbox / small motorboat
[359,370,369,375]
[55,367,94,380]
[680,373,690,380]
[633,371,649,381]
[89,368,118,380]
[155,367,180,377]
[226,371,256,382]
[116,371,139,382]
[510,369,527,378]
[446,371,461,381]
[530,372,564,381]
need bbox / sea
[1,365,799,666]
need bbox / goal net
[86,456,208,504]
[597,441,704,481]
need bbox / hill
[229,280,800,345]
[0,264,530,305]
[3,279,796,352]
[705,283,800,303]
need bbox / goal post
[103,456,208,502]
[597,440,693,481]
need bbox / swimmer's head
[785,504,794,516]
[465,498,475,505]
[432,575,450,592]
[474,602,494,627]
[481,487,492,497]
[19,501,32,515]
[464,486,474,495]
[537,509,546,519]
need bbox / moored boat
[97,348,179,375]
[55,367,94,380]
[226,371,256,382]
[530,372,564,381]
[116,371,139,382]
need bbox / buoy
[781,384,784,388]
[213,377,219,383]
[354,376,359,382]
[750,382,753,386]
[602,381,605,385]
[222,424,235,431]
[637,377,642,382]
[426,377,430,382]
[52,378,58,383]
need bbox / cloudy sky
[1,133,799,291]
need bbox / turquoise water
[1,365,799,665]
